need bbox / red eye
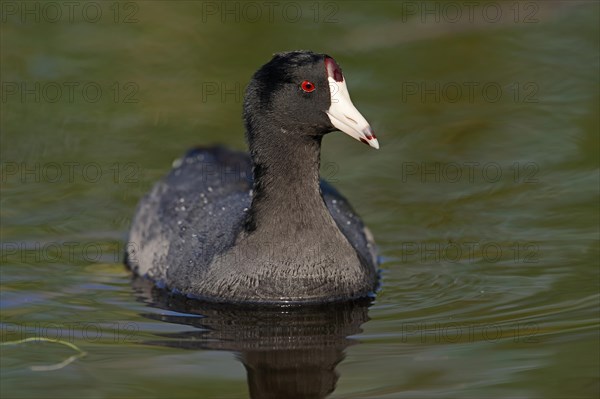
[301,80,316,93]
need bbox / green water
[1,1,599,398]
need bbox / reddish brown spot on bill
[325,56,344,82]
[365,135,373,140]
[360,138,369,145]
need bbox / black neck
[245,123,332,235]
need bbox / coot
[127,50,380,304]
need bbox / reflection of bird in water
[132,277,372,399]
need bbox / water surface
[1,1,599,398]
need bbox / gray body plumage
[127,146,378,303]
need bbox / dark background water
[1,1,599,398]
